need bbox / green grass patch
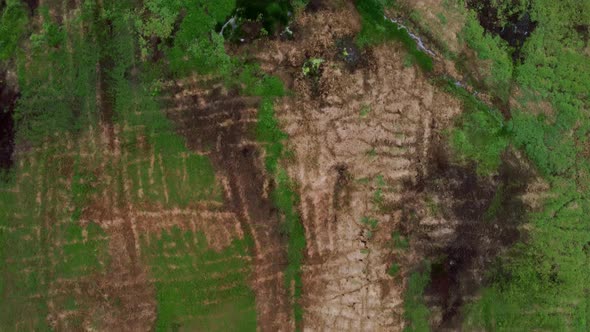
[360,104,372,117]
[0,145,110,329]
[109,7,220,208]
[355,0,433,72]
[404,262,432,332]
[436,78,509,175]
[361,216,379,230]
[391,231,409,250]
[454,1,590,330]
[142,227,257,331]
[388,262,401,276]
[436,13,447,25]
[460,11,513,101]
[13,5,99,144]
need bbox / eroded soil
[243,2,467,329]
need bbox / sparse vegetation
[360,104,372,117]
[248,72,306,328]
[391,231,409,250]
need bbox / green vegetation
[246,68,306,328]
[114,1,220,208]
[388,262,400,276]
[0,0,29,60]
[355,0,433,71]
[461,11,514,101]
[0,139,110,329]
[360,104,372,117]
[0,0,234,329]
[361,216,379,234]
[13,5,96,143]
[452,1,590,330]
[273,168,306,325]
[436,13,447,25]
[435,77,508,174]
[372,174,386,208]
[136,0,235,76]
[0,3,116,329]
[141,228,257,331]
[404,263,432,332]
[302,57,324,77]
[391,231,409,250]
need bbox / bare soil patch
[243,2,466,330]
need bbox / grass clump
[388,262,401,276]
[302,57,324,77]
[403,262,432,332]
[273,168,306,325]
[461,11,514,101]
[361,216,379,230]
[360,104,372,117]
[391,231,409,250]
[436,78,509,175]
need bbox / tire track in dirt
[163,78,292,331]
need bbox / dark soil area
[23,0,39,15]
[0,71,18,172]
[466,0,536,61]
[335,37,364,71]
[402,140,533,330]
[164,82,290,331]
[305,0,326,12]
[235,0,293,35]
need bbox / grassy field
[0,0,256,330]
[141,228,257,331]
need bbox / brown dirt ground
[240,2,464,330]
